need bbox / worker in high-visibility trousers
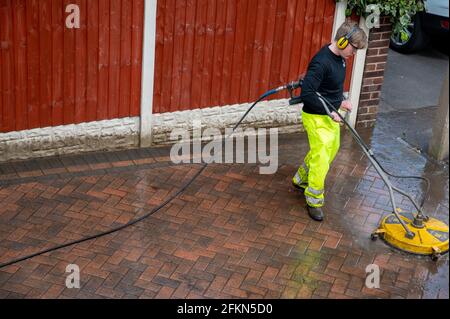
[293,21,368,221]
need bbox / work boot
[292,181,306,193]
[306,205,324,221]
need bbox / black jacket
[300,45,346,115]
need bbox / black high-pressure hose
[317,92,431,209]
[1,83,431,269]
[0,84,294,270]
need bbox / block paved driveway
[0,123,448,299]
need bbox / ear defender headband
[337,25,358,50]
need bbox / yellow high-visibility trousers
[292,111,340,207]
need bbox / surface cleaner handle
[315,92,415,238]
[316,92,349,125]
[315,92,336,119]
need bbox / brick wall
[357,16,392,128]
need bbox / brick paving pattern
[0,128,448,299]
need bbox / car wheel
[390,14,429,53]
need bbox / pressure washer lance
[0,81,300,270]
[315,91,430,239]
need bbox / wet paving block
[0,122,448,299]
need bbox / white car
[390,0,449,53]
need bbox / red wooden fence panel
[1,0,354,132]
[130,0,144,117]
[0,0,15,132]
[0,0,144,133]
[153,0,355,114]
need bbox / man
[292,21,368,221]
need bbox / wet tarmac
[370,110,449,298]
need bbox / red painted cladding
[153,0,354,113]
[0,0,144,133]
[1,0,353,133]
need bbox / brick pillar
[356,16,392,128]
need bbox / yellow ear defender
[337,25,358,50]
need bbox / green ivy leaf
[400,14,410,25]
[400,30,410,42]
[344,0,424,30]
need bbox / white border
[140,0,158,147]
[332,1,368,128]
[348,17,370,128]
[332,0,347,38]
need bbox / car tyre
[390,14,430,53]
